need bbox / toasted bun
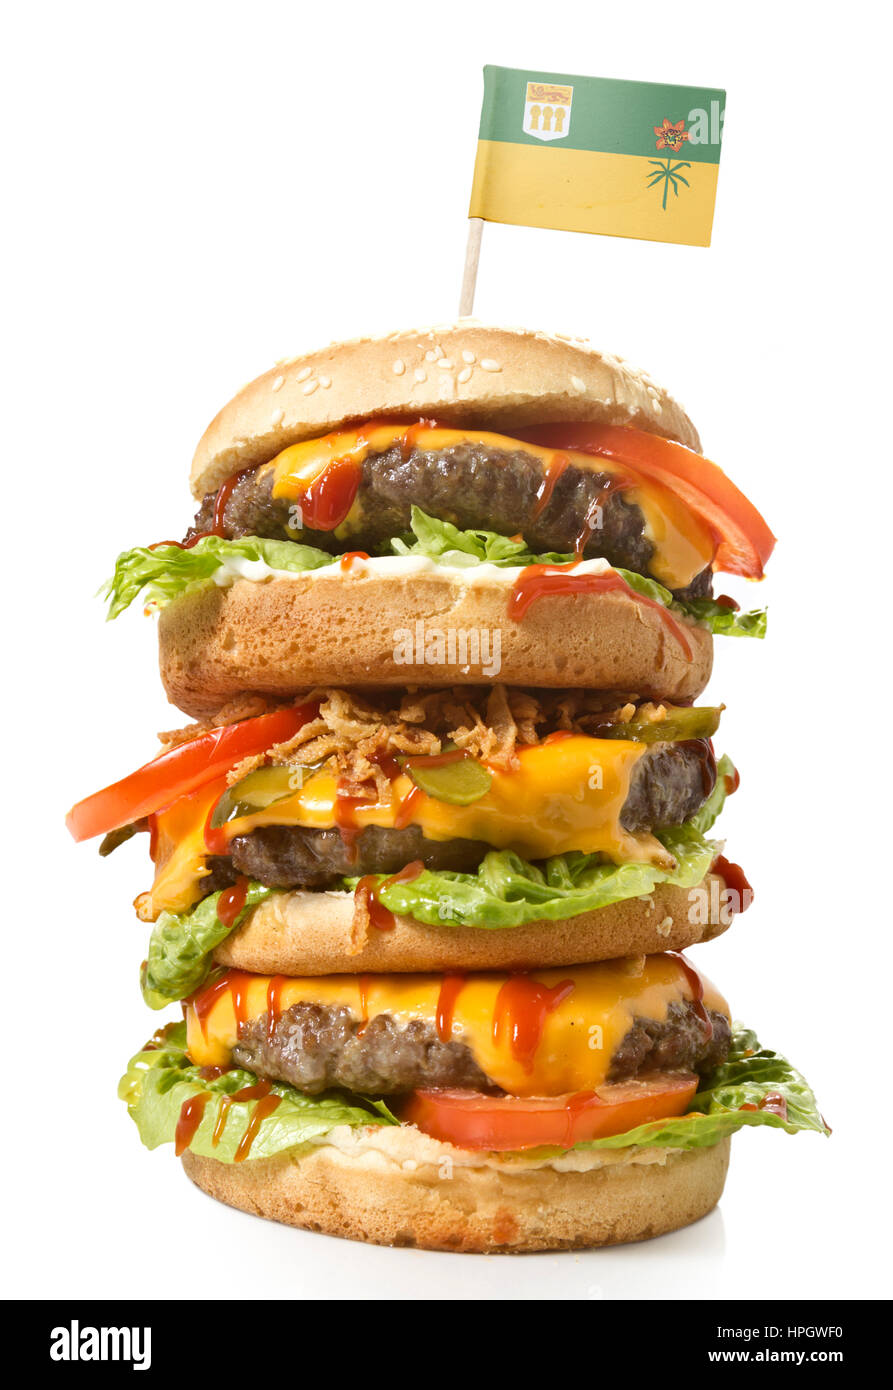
[213,873,731,976]
[182,1133,730,1252]
[191,324,701,498]
[158,567,712,717]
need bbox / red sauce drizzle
[712,855,753,913]
[355,877,396,931]
[436,973,467,1043]
[759,1091,788,1121]
[394,783,423,830]
[333,784,370,857]
[198,1065,231,1081]
[212,467,255,534]
[234,1092,281,1163]
[212,1095,234,1147]
[508,563,693,660]
[666,951,713,1040]
[530,453,569,521]
[573,476,630,557]
[175,1093,210,1156]
[561,1090,602,1148]
[150,466,257,550]
[724,765,741,796]
[191,969,255,1039]
[217,876,249,928]
[492,973,576,1073]
[355,860,425,932]
[340,550,369,572]
[357,974,374,1036]
[299,456,361,531]
[399,419,440,457]
[265,975,290,1041]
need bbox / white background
[3,1,891,1300]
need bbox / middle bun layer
[213,872,732,975]
[158,565,713,719]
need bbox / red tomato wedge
[401,1072,699,1151]
[516,422,775,579]
[65,704,317,842]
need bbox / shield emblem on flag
[522,82,573,141]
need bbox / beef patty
[212,738,715,892]
[231,998,730,1096]
[186,442,713,601]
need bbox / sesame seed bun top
[189,322,701,498]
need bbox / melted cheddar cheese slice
[143,736,659,919]
[262,423,715,591]
[186,956,730,1097]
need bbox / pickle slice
[404,754,493,805]
[210,763,317,827]
[593,703,723,743]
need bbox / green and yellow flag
[469,66,725,247]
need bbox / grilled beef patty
[214,738,715,892]
[186,442,712,601]
[231,998,729,1097]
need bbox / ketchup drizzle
[492,973,576,1073]
[508,564,693,660]
[217,876,249,928]
[435,973,467,1043]
[666,951,714,1040]
[175,1093,211,1156]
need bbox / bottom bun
[182,1132,730,1253]
[213,873,731,975]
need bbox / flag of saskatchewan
[469,66,725,247]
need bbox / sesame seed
[392,358,405,376]
[272,375,284,393]
[457,366,473,384]
[461,350,475,364]
[433,344,445,359]
[302,379,319,396]
[570,375,586,393]
[319,375,332,389]
[480,359,501,372]
[424,349,437,362]
[271,407,284,426]
[652,400,662,413]
[656,916,673,936]
[295,366,312,383]
[414,367,427,383]
[437,359,453,370]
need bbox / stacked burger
[68,325,826,1251]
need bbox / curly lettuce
[102,535,332,619]
[119,1022,827,1165]
[141,883,273,1009]
[119,1023,396,1162]
[103,510,765,636]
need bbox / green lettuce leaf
[102,535,332,619]
[141,883,273,1009]
[569,1023,829,1151]
[391,505,571,567]
[119,1022,826,1165]
[347,754,735,930]
[394,509,766,637]
[102,510,765,636]
[119,1023,396,1162]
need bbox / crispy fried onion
[158,687,651,800]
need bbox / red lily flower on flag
[654,118,690,152]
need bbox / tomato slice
[401,1072,699,1150]
[66,703,317,842]
[516,422,775,580]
